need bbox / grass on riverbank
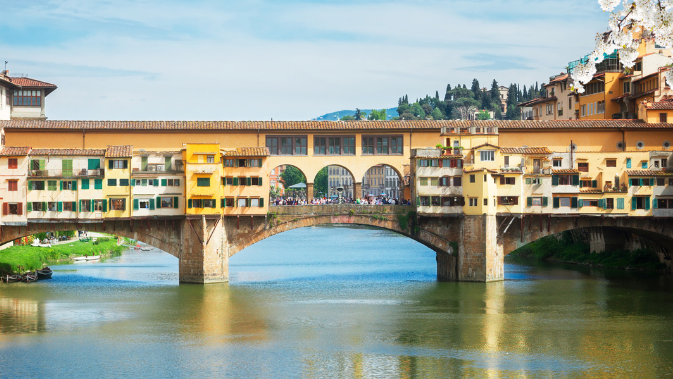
[509,232,666,272]
[0,237,126,274]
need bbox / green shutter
[28,181,32,191]
[59,181,63,190]
[592,180,597,188]
[246,198,251,207]
[81,179,90,190]
[72,202,76,212]
[133,199,139,210]
[131,179,136,187]
[258,177,263,186]
[72,180,77,190]
[572,175,580,186]
[578,199,583,208]
[109,160,114,169]
[579,181,583,188]
[221,199,225,208]
[149,199,155,210]
[542,197,548,207]
[161,179,167,187]
[259,197,264,207]
[247,177,252,186]
[58,202,63,212]
[95,179,102,189]
[617,198,624,209]
[43,202,47,211]
[602,199,607,210]
[553,197,559,208]
[645,197,651,210]
[552,175,559,186]
[626,158,631,168]
[525,178,531,184]
[233,177,239,186]
[654,198,658,209]
[234,159,239,167]
[156,197,162,208]
[39,160,45,170]
[650,178,655,186]
[416,196,420,206]
[88,159,100,170]
[527,197,533,206]
[222,178,226,187]
[90,200,94,211]
[27,202,32,212]
[632,197,637,210]
[102,199,107,212]
[571,197,578,208]
[642,161,647,169]
[188,199,192,208]
[639,178,644,187]
[80,200,84,212]
[174,197,179,208]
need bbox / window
[107,179,117,186]
[79,200,91,212]
[12,90,41,106]
[623,82,631,94]
[63,202,76,212]
[5,203,21,215]
[266,136,307,155]
[606,198,614,209]
[525,178,542,185]
[251,177,262,186]
[559,197,571,207]
[479,150,495,161]
[110,199,126,211]
[206,155,215,163]
[441,196,464,206]
[139,200,150,209]
[430,178,439,186]
[225,198,235,207]
[111,160,128,169]
[362,137,374,155]
[606,159,616,167]
[8,158,17,169]
[578,162,588,172]
[238,198,248,207]
[662,159,667,168]
[531,197,543,206]
[431,196,441,206]
[197,178,210,187]
[224,158,235,167]
[8,180,18,191]
[29,181,45,190]
[250,198,260,207]
[632,196,650,210]
[469,198,478,206]
[483,198,488,206]
[500,177,515,185]
[656,198,673,209]
[469,174,475,183]
[585,200,599,207]
[362,136,403,155]
[556,175,572,185]
[498,196,518,205]
[47,180,57,191]
[94,200,105,211]
[553,159,562,167]
[580,180,597,188]
[453,177,462,186]
[31,202,45,212]
[419,178,428,186]
[160,197,175,208]
[119,179,129,186]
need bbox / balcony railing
[441,126,498,135]
[28,168,105,178]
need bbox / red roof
[627,170,673,176]
[0,146,31,156]
[223,147,270,157]
[611,93,631,102]
[30,148,106,156]
[553,169,580,174]
[500,147,551,154]
[9,77,57,88]
[106,145,133,158]
[645,99,673,110]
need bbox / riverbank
[0,237,126,275]
[508,232,667,272]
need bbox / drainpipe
[82,129,85,149]
[570,139,573,169]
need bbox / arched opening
[230,225,436,282]
[361,164,406,203]
[269,164,307,205]
[313,165,355,202]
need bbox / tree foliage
[314,167,328,197]
[280,166,305,189]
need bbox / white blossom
[572,1,673,90]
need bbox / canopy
[287,183,306,189]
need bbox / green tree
[355,108,362,120]
[476,110,490,120]
[314,167,328,197]
[340,115,355,121]
[453,98,480,120]
[411,103,425,119]
[280,166,305,189]
[495,107,503,120]
[431,107,444,120]
[396,103,410,117]
[490,80,500,105]
[368,109,387,120]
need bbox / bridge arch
[313,164,356,199]
[360,163,405,200]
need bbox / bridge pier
[437,214,504,282]
[179,216,228,284]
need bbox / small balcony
[558,109,563,116]
[28,168,105,178]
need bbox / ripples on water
[1,225,673,378]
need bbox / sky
[1,0,608,120]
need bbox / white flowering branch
[570,0,673,93]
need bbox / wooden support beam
[205,217,221,246]
[187,219,203,245]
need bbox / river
[1,225,673,378]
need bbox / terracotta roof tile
[0,146,31,156]
[645,99,673,110]
[611,93,631,102]
[580,189,603,193]
[463,167,498,174]
[627,169,673,176]
[134,150,183,156]
[223,147,270,157]
[471,143,500,149]
[553,169,580,174]
[500,147,551,154]
[519,96,557,107]
[9,77,57,88]
[1,120,671,131]
[106,145,133,158]
[30,148,105,156]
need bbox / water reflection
[1,227,673,378]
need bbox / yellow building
[104,145,133,218]
[184,143,221,215]
[221,147,269,215]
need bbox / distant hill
[313,107,398,121]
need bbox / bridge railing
[269,204,415,215]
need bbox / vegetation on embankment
[508,232,666,272]
[0,237,126,274]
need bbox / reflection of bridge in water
[2,205,672,283]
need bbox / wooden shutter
[72,202,77,212]
[123,160,128,169]
[645,197,651,210]
[552,175,559,186]
[17,203,23,215]
[133,199,139,210]
[2,203,8,215]
[592,180,597,188]
[58,202,63,212]
[571,197,578,208]
[149,199,155,210]
[161,179,167,187]
[259,198,264,207]
[542,197,548,207]
[188,199,192,208]
[499,177,505,185]
[102,199,107,212]
[109,160,114,169]
[27,202,32,212]
[572,175,580,186]
[156,197,162,209]
[72,180,77,190]
[527,197,533,207]
[258,177,263,186]
[513,197,518,205]
[174,197,179,208]
[553,197,559,208]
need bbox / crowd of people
[272,196,411,206]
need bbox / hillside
[313,108,397,121]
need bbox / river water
[1,225,673,378]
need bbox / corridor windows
[469,198,478,206]
[191,199,216,208]
[361,136,403,155]
[313,136,356,155]
[266,136,307,155]
[442,196,464,206]
[498,196,518,206]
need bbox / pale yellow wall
[221,156,269,215]
[104,157,131,218]
[185,144,221,215]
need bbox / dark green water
[1,225,673,378]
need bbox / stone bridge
[1,207,672,283]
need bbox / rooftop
[106,145,133,158]
[0,146,31,156]
[30,148,106,156]
[500,147,552,154]
[223,147,270,157]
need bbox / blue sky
[0,0,607,120]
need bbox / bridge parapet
[268,204,414,216]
